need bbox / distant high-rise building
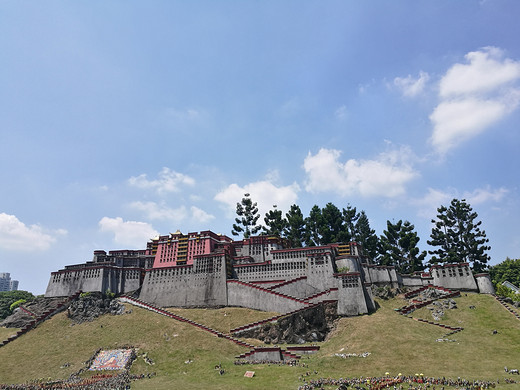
[0,273,19,291]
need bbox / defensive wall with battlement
[44,230,495,317]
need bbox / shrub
[9,299,27,312]
[496,284,520,301]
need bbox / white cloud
[413,186,509,218]
[0,213,66,251]
[129,201,188,222]
[303,147,418,198]
[98,217,159,247]
[430,47,520,154]
[463,186,508,205]
[214,181,300,219]
[190,206,215,224]
[394,71,430,97]
[412,188,453,218]
[128,167,195,194]
[440,47,520,98]
[430,97,512,152]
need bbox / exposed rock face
[429,298,457,321]
[372,285,400,300]
[238,302,337,344]
[1,297,67,328]
[67,293,125,324]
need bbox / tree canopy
[427,199,490,273]
[231,193,261,238]
[488,257,520,289]
[0,290,35,320]
[377,220,426,274]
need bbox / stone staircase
[397,286,464,339]
[118,295,254,349]
[0,291,82,348]
[302,288,338,304]
[227,279,309,304]
[397,287,460,315]
[235,346,301,361]
[494,295,520,321]
[229,302,324,335]
[413,317,464,336]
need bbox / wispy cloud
[214,180,300,219]
[413,185,509,218]
[0,213,67,251]
[129,201,188,222]
[393,71,430,97]
[129,201,215,225]
[430,47,520,154]
[128,167,195,194]
[98,217,158,247]
[334,105,348,120]
[303,146,418,198]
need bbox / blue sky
[1,1,519,294]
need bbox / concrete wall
[243,348,283,361]
[233,260,307,282]
[226,280,307,313]
[362,265,399,288]
[400,275,427,288]
[306,255,337,291]
[362,283,376,313]
[336,273,369,316]
[431,264,478,291]
[475,273,495,294]
[271,278,319,299]
[335,256,362,273]
[138,256,228,307]
[45,267,142,297]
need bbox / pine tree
[339,204,359,243]
[353,211,379,261]
[231,193,262,238]
[320,202,344,244]
[305,205,323,246]
[378,220,426,273]
[284,204,305,247]
[428,199,490,273]
[263,205,286,237]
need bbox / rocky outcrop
[429,298,457,321]
[372,285,401,300]
[238,302,337,344]
[1,297,67,328]
[67,293,126,324]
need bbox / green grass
[166,306,279,333]
[0,294,519,389]
[0,326,18,341]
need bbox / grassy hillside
[0,293,519,389]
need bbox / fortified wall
[45,230,495,317]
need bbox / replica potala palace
[45,230,495,316]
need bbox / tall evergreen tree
[428,199,490,273]
[263,205,286,237]
[231,193,262,238]
[305,205,323,246]
[378,220,426,273]
[353,211,379,261]
[284,204,306,247]
[320,202,344,244]
[339,204,359,243]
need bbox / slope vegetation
[0,293,519,389]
